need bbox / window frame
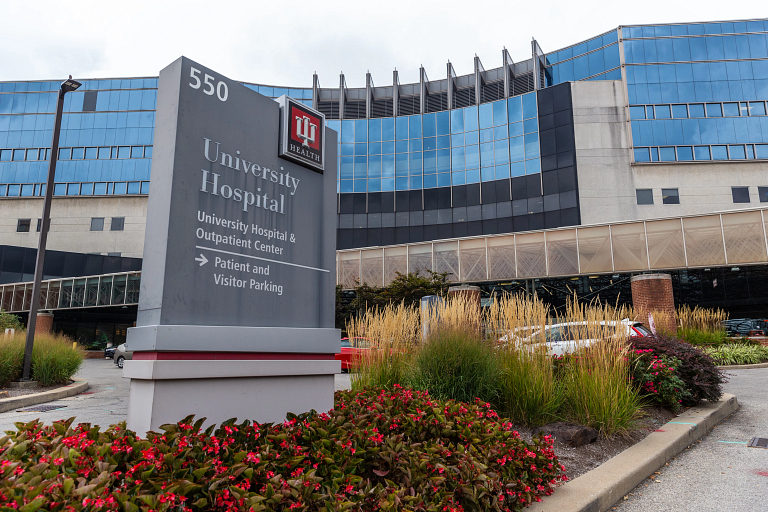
[16,219,31,233]
[661,188,680,204]
[110,217,125,231]
[90,217,105,231]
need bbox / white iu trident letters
[295,115,317,147]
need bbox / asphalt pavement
[613,367,768,512]
[0,359,354,433]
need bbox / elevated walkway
[337,207,768,288]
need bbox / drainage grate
[748,437,768,448]
[17,405,67,413]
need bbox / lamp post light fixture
[21,76,81,382]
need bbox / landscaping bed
[0,387,566,512]
[0,382,65,399]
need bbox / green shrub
[629,349,691,411]
[499,348,563,427]
[0,387,567,511]
[704,343,768,365]
[407,329,502,405]
[0,310,21,331]
[630,335,724,406]
[678,327,728,346]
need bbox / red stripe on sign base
[133,352,337,361]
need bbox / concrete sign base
[125,358,339,433]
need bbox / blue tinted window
[756,144,768,159]
[94,182,107,195]
[464,131,479,145]
[659,147,676,161]
[655,105,671,119]
[59,148,71,159]
[409,115,422,138]
[450,108,464,133]
[396,116,408,139]
[464,107,478,132]
[750,102,767,116]
[671,104,688,118]
[354,120,367,142]
[694,146,711,160]
[634,147,650,162]
[422,113,436,137]
[341,120,354,143]
[677,146,694,160]
[492,100,507,126]
[0,150,11,161]
[381,118,394,140]
[367,119,381,142]
[479,103,493,129]
[706,103,722,117]
[507,96,523,123]
[689,104,705,117]
[712,145,728,160]
[729,145,746,159]
[435,111,450,136]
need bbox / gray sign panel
[129,57,338,353]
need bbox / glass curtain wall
[624,19,768,162]
[0,79,310,197]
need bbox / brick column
[447,285,482,308]
[36,312,54,334]
[630,274,676,334]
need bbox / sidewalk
[0,359,354,432]
[613,368,768,512]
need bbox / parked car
[104,345,116,359]
[113,343,133,368]
[498,320,651,356]
[335,337,370,372]
[723,318,768,337]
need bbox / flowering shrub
[629,349,691,411]
[630,335,725,406]
[0,387,565,512]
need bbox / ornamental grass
[348,294,645,435]
[0,331,83,387]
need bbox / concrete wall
[0,196,147,258]
[571,80,636,225]
[572,80,768,225]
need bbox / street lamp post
[21,76,81,381]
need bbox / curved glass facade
[329,92,540,194]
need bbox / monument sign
[124,57,339,433]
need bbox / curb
[531,393,738,512]
[0,378,89,413]
[717,362,768,370]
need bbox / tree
[0,310,22,331]
[335,271,450,332]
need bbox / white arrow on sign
[195,254,208,266]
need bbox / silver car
[113,343,133,368]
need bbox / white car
[498,319,651,356]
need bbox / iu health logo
[278,97,324,173]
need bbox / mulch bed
[0,383,65,399]
[514,406,678,480]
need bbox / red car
[336,337,370,372]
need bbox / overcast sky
[1,1,765,89]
